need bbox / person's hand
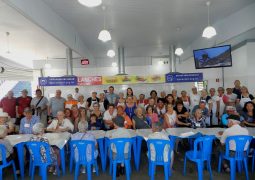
[186,123,191,127]
[218,131,223,136]
[92,127,96,130]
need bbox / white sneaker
[81,167,86,174]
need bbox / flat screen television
[193,45,232,69]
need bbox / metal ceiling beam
[4,0,94,62]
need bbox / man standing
[16,89,32,126]
[73,87,82,100]
[106,86,119,104]
[30,89,48,127]
[0,91,16,124]
[48,90,66,118]
[19,108,40,134]
[86,92,100,111]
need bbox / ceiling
[43,0,255,58]
[0,0,70,68]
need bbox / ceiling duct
[117,47,127,75]
[66,48,73,76]
[169,45,176,72]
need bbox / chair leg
[197,162,203,180]
[207,160,213,180]
[252,155,255,173]
[230,160,236,180]
[125,161,130,180]
[150,163,155,180]
[41,165,47,180]
[95,161,99,176]
[0,168,2,180]
[148,161,151,176]
[243,158,249,180]
[12,161,18,180]
[183,155,187,175]
[69,151,73,173]
[218,155,222,173]
[164,164,169,180]
[74,164,80,180]
[109,160,112,175]
[112,162,117,180]
[31,165,35,180]
[237,160,242,173]
[87,164,92,180]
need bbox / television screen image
[193,45,232,69]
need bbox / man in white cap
[0,108,15,134]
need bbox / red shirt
[0,97,16,118]
[16,96,32,115]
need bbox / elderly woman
[163,104,177,128]
[71,122,98,173]
[98,93,109,113]
[132,107,150,129]
[238,86,254,108]
[0,109,14,134]
[46,111,74,133]
[190,109,206,128]
[30,123,59,174]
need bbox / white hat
[0,108,9,117]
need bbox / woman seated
[145,105,159,127]
[74,107,88,133]
[0,126,19,174]
[88,114,103,130]
[30,123,59,175]
[221,106,242,127]
[132,107,150,129]
[241,101,255,127]
[190,109,206,128]
[163,104,177,128]
[0,109,15,134]
[47,111,74,133]
[116,106,132,129]
[174,101,191,127]
[64,108,73,122]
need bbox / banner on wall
[102,75,165,85]
[38,76,77,86]
[165,73,203,83]
[77,76,102,86]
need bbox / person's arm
[163,114,171,128]
[176,116,191,127]
[125,116,133,129]
[132,119,136,130]
[216,100,220,118]
[19,119,24,134]
[47,99,52,116]
[243,120,255,127]
[249,94,254,100]
[7,122,15,134]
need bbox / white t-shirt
[211,95,220,113]
[148,130,172,162]
[190,93,200,111]
[220,124,249,151]
[77,102,86,108]
[47,118,74,132]
[103,109,117,129]
[73,92,82,100]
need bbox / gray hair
[152,122,163,132]
[78,121,88,132]
[0,126,7,138]
[32,123,45,135]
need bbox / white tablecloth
[105,129,137,139]
[87,130,106,139]
[5,132,71,149]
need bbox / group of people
[0,79,254,176]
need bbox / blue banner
[39,76,77,86]
[165,73,203,83]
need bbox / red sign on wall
[81,59,89,65]
[77,76,102,86]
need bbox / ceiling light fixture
[175,48,184,56]
[98,6,111,42]
[107,49,115,58]
[78,0,102,7]
[202,1,217,39]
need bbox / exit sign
[81,59,89,65]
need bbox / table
[5,132,71,178]
[87,130,106,172]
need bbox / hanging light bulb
[202,1,217,39]
[175,48,184,56]
[78,0,102,7]
[98,30,111,42]
[107,49,115,58]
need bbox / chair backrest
[109,138,132,161]
[26,141,52,165]
[147,139,172,163]
[70,140,96,163]
[0,144,8,165]
[225,135,253,160]
[192,135,215,160]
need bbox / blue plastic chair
[108,138,133,180]
[26,141,60,180]
[70,140,99,180]
[188,132,203,150]
[252,148,255,173]
[147,139,173,180]
[183,135,215,180]
[218,135,253,180]
[0,144,17,180]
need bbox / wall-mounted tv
[193,45,232,69]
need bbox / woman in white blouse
[47,111,74,133]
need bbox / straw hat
[0,108,9,117]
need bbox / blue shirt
[19,115,40,134]
[105,93,119,104]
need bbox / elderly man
[47,111,74,133]
[16,89,32,126]
[0,91,16,124]
[64,94,78,109]
[31,89,48,127]
[192,100,209,117]
[106,86,119,104]
[148,122,174,169]
[19,108,40,134]
[48,90,66,118]
[71,122,98,173]
[103,104,117,130]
